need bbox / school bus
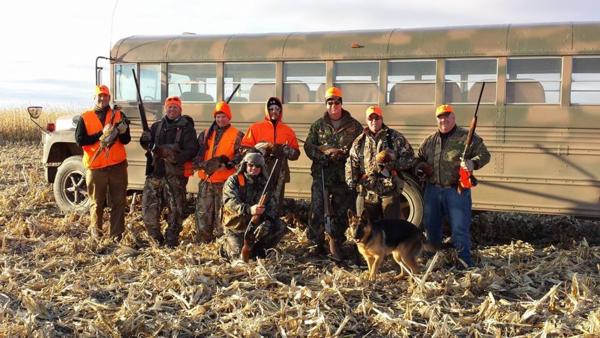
[36,22,600,222]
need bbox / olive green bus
[40,22,600,222]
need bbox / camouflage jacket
[145,115,199,178]
[303,110,362,186]
[221,173,277,232]
[345,125,415,191]
[416,126,490,187]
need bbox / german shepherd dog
[347,210,425,280]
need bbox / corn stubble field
[1,111,600,337]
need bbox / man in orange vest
[75,85,130,240]
[241,97,300,213]
[139,96,199,247]
[194,101,244,243]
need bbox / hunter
[303,86,362,258]
[139,96,199,247]
[345,105,415,221]
[414,104,490,267]
[194,101,244,243]
[75,85,130,240]
[241,97,300,212]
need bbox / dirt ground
[1,143,599,337]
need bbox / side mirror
[27,106,43,119]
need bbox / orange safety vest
[198,126,239,183]
[81,109,127,169]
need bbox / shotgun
[458,82,485,194]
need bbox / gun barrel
[132,69,150,132]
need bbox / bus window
[140,64,161,102]
[168,63,216,102]
[571,56,600,105]
[387,60,435,104]
[507,57,561,104]
[334,61,379,103]
[224,63,276,103]
[114,63,136,102]
[445,59,497,104]
[284,62,326,103]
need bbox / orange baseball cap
[95,85,110,97]
[365,105,383,119]
[325,86,343,102]
[164,96,182,110]
[213,101,232,120]
[435,104,454,117]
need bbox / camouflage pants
[221,219,286,260]
[141,175,188,247]
[195,181,224,243]
[86,161,128,239]
[356,191,402,222]
[307,179,356,247]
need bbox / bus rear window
[571,57,600,105]
[507,57,561,104]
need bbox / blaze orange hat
[95,85,110,97]
[213,101,232,120]
[325,86,343,102]
[164,96,182,110]
[435,104,454,117]
[365,105,383,119]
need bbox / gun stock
[458,82,485,194]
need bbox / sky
[1,0,600,110]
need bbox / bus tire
[400,175,424,226]
[53,156,90,214]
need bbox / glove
[282,145,295,158]
[271,144,285,158]
[140,130,152,144]
[414,162,433,179]
[116,122,128,135]
[461,158,474,172]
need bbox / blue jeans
[423,183,473,266]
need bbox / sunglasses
[326,100,342,106]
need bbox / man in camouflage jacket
[346,106,414,221]
[303,87,362,257]
[139,96,199,247]
[220,152,286,260]
[414,104,490,267]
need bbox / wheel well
[47,143,83,183]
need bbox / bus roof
[111,22,600,62]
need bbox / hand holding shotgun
[458,82,485,194]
